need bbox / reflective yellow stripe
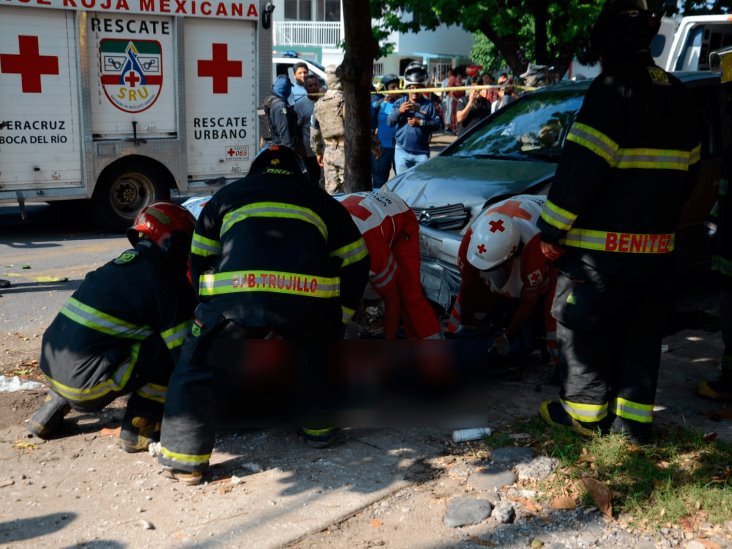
[160,446,211,466]
[331,237,369,268]
[616,147,697,171]
[566,122,619,165]
[560,398,608,422]
[191,233,221,257]
[690,144,701,165]
[613,397,654,423]
[540,199,578,231]
[568,123,698,171]
[561,228,674,254]
[45,343,139,402]
[199,271,340,298]
[302,428,333,436]
[342,305,355,325]
[221,202,328,240]
[161,320,192,350]
[60,297,153,340]
[136,382,167,404]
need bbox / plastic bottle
[451,427,492,443]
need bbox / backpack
[262,95,303,153]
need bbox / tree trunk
[532,0,549,65]
[341,0,379,193]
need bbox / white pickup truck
[653,14,732,72]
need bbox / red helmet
[127,201,196,254]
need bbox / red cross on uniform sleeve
[0,35,59,94]
[477,243,487,254]
[489,219,505,233]
[198,43,242,94]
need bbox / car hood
[386,156,556,216]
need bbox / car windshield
[445,89,586,161]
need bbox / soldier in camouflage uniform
[310,65,346,194]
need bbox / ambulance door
[184,18,257,183]
[87,14,176,138]
[0,6,82,195]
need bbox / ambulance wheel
[91,164,170,232]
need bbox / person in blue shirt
[371,74,401,188]
[387,63,441,175]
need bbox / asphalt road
[0,203,128,335]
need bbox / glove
[487,332,511,355]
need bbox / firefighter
[447,194,557,362]
[338,189,441,339]
[537,0,701,442]
[27,202,197,452]
[158,144,369,484]
[697,50,732,401]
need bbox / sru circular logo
[99,39,163,113]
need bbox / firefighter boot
[697,365,732,400]
[27,391,72,439]
[161,468,204,486]
[119,414,161,453]
[538,400,598,437]
[611,416,652,445]
[300,427,337,448]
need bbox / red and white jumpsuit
[448,194,557,357]
[339,190,441,339]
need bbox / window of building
[317,0,340,22]
[284,0,313,20]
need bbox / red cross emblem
[0,35,59,94]
[227,148,236,157]
[477,243,487,254]
[124,70,141,88]
[341,195,373,221]
[489,219,505,233]
[198,43,242,94]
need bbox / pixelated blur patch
[113,250,139,264]
[209,339,527,428]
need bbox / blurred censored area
[209,339,526,429]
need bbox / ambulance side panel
[184,18,257,179]
[0,6,83,193]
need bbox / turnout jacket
[190,171,370,331]
[538,53,701,280]
[40,241,196,402]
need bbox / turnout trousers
[159,309,339,473]
[551,258,673,429]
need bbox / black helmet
[380,73,400,88]
[250,144,308,179]
[590,0,660,56]
[404,63,427,86]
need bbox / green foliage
[680,0,731,15]
[370,0,605,77]
[535,420,732,531]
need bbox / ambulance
[0,0,273,230]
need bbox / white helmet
[466,213,520,270]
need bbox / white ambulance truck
[0,0,272,230]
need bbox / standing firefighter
[27,202,197,452]
[158,145,369,484]
[311,65,346,194]
[698,49,732,401]
[338,190,441,339]
[537,0,701,442]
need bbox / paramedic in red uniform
[339,190,441,339]
[447,194,557,361]
[537,0,701,442]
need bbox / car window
[445,90,585,161]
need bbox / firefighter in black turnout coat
[28,202,197,452]
[537,0,701,442]
[158,144,369,483]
